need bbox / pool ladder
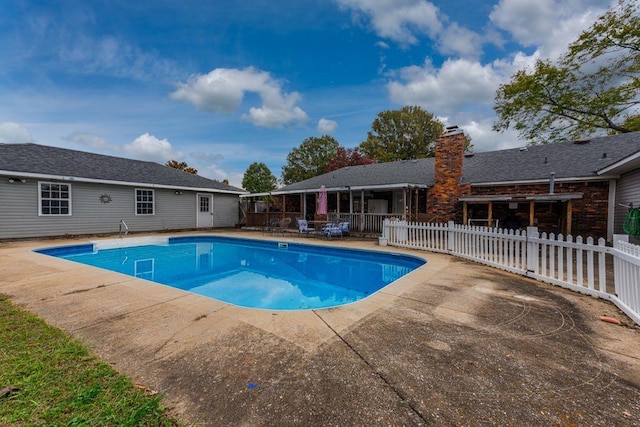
[119,219,129,238]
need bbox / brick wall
[470,181,610,238]
[427,129,470,221]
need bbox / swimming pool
[36,236,425,310]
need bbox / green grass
[0,294,180,426]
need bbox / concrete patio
[1,230,638,426]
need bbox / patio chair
[322,222,343,239]
[264,217,281,235]
[272,217,292,236]
[296,218,315,237]
[337,220,349,236]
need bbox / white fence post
[447,221,455,253]
[381,220,639,326]
[526,226,539,274]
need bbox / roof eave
[241,183,429,197]
[0,170,246,195]
[470,175,615,187]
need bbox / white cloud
[317,118,338,134]
[490,0,609,58]
[0,122,33,143]
[63,132,111,149]
[335,0,442,45]
[170,67,309,128]
[387,58,506,114]
[123,133,183,163]
[437,23,484,60]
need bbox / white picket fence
[384,219,640,325]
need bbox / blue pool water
[36,236,425,310]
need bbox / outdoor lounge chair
[337,221,349,236]
[264,217,281,235]
[322,222,343,238]
[271,217,292,236]
[296,218,315,236]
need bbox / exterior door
[197,194,213,228]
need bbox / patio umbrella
[317,185,327,216]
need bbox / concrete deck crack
[313,310,429,425]
[71,294,190,333]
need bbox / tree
[327,147,375,172]
[165,160,198,174]
[242,162,277,193]
[358,106,445,162]
[493,0,640,144]
[281,135,339,184]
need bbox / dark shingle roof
[276,131,640,193]
[0,143,245,193]
[281,158,435,192]
[462,132,640,184]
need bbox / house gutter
[240,183,429,198]
[470,175,618,187]
[597,150,640,175]
[0,170,247,195]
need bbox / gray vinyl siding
[614,169,640,243]
[0,179,239,239]
[212,194,240,227]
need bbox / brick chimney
[427,126,471,221]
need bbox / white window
[135,189,154,215]
[39,182,71,216]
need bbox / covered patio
[241,184,430,234]
[460,193,584,235]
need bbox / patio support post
[463,202,468,225]
[282,195,285,219]
[336,191,340,218]
[360,190,365,232]
[302,193,307,219]
[529,201,535,226]
[403,188,407,220]
[566,200,573,236]
[488,202,493,228]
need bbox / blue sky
[0,0,613,188]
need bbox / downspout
[607,179,616,242]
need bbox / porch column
[463,202,468,225]
[566,200,573,236]
[529,201,535,226]
[360,190,365,232]
[302,193,307,218]
[282,195,286,219]
[349,191,353,214]
[402,188,407,220]
[488,202,493,228]
[336,191,340,218]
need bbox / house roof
[258,131,640,195]
[0,143,246,194]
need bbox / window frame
[38,181,72,216]
[135,188,155,216]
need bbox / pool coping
[2,230,639,425]
[33,233,428,311]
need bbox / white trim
[0,170,246,195]
[38,181,72,216]
[470,175,615,187]
[607,179,616,242]
[460,193,583,203]
[597,150,640,175]
[241,183,429,198]
[135,188,155,216]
